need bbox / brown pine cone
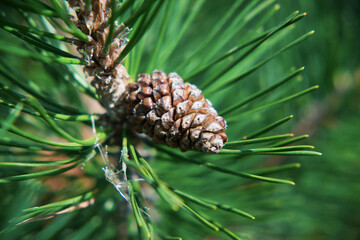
[68,0,130,113]
[121,70,227,153]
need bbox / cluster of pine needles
[0,0,320,239]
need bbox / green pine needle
[0,1,323,239]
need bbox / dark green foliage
[1,0,356,239]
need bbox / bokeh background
[274,1,360,239]
[0,0,359,239]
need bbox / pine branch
[0,1,321,239]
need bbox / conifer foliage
[0,0,320,239]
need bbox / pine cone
[68,0,130,114]
[67,2,227,152]
[122,70,227,153]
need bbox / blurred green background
[275,1,360,239]
[0,0,359,239]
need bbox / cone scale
[122,70,228,153]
